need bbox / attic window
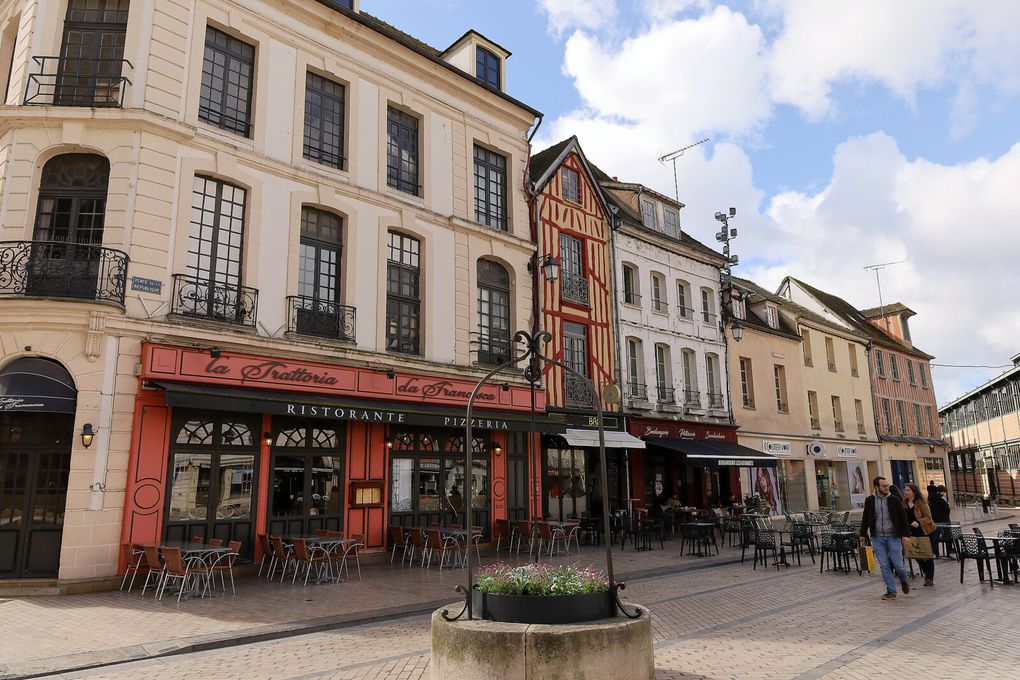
[476,46,501,89]
[765,305,778,329]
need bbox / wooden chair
[408,527,428,566]
[291,538,330,586]
[210,540,242,593]
[157,547,211,602]
[493,520,512,552]
[207,538,224,547]
[390,526,410,564]
[512,520,533,554]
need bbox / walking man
[928,485,952,558]
[860,476,912,600]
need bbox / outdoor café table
[285,535,355,583]
[822,530,858,574]
[681,522,718,557]
[144,542,231,597]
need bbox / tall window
[677,280,691,319]
[475,46,500,88]
[295,207,343,337]
[563,321,589,407]
[561,167,580,204]
[303,72,345,169]
[386,232,421,355]
[706,353,721,407]
[640,199,656,229]
[876,350,886,377]
[889,353,900,380]
[855,399,865,434]
[650,273,666,313]
[774,365,788,412]
[627,338,643,397]
[739,357,754,408]
[914,403,923,436]
[655,345,672,403]
[808,391,819,428]
[682,349,699,406]
[920,363,928,388]
[622,264,639,305]
[474,145,507,230]
[663,208,679,238]
[825,336,836,372]
[896,400,907,434]
[832,395,843,432]
[881,398,892,433]
[848,343,859,377]
[55,0,129,107]
[701,288,714,324]
[185,176,246,319]
[199,27,255,137]
[559,233,588,306]
[765,305,778,328]
[926,405,935,437]
[476,260,510,364]
[907,359,916,385]
[387,106,419,195]
[802,329,813,366]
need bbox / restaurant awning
[561,428,646,449]
[646,438,777,467]
[147,380,566,433]
[0,357,77,413]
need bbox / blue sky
[369,0,1020,404]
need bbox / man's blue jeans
[871,535,909,594]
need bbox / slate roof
[861,302,915,319]
[528,137,575,185]
[733,276,865,341]
[731,277,802,340]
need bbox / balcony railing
[827,360,837,372]
[858,424,867,435]
[564,372,593,408]
[623,292,641,306]
[24,56,132,107]
[701,311,717,325]
[707,391,725,409]
[810,417,821,430]
[287,295,355,342]
[560,271,590,306]
[627,382,647,400]
[804,356,813,367]
[677,306,695,321]
[171,273,258,327]
[470,330,519,366]
[742,396,755,409]
[683,389,701,408]
[656,386,676,404]
[835,420,845,432]
[0,240,128,304]
[651,299,669,314]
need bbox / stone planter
[431,603,654,680]
[472,589,613,624]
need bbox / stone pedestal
[430,604,654,680]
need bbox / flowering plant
[475,562,609,596]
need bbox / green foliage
[475,562,610,596]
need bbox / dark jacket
[859,493,910,539]
[929,493,952,523]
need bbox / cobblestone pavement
[8,511,1018,680]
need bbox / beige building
[0,0,540,586]
[729,279,881,513]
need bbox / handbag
[858,544,877,572]
[904,536,933,560]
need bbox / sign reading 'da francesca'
[762,441,792,456]
[141,344,542,412]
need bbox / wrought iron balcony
[24,56,132,107]
[171,273,258,327]
[656,386,676,404]
[742,395,755,408]
[287,295,355,342]
[677,306,695,321]
[683,389,701,408]
[827,360,837,372]
[708,391,725,409]
[0,240,128,304]
[560,271,590,306]
[627,382,647,400]
[804,356,813,367]
[810,417,821,430]
[701,310,717,325]
[835,420,845,432]
[470,330,518,366]
[623,292,641,306]
[564,372,593,408]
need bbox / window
[855,399,865,434]
[706,354,722,408]
[563,321,589,407]
[294,207,344,338]
[52,0,129,107]
[650,273,667,313]
[199,27,255,137]
[889,353,900,380]
[832,395,843,432]
[701,288,715,324]
[627,338,644,398]
[807,391,819,428]
[907,359,916,385]
[824,336,836,372]
[655,345,672,403]
[765,305,778,329]
[802,329,813,366]
[303,72,346,169]
[739,357,754,408]
[881,398,893,433]
[622,264,639,305]
[640,199,656,229]
[926,405,935,438]
[920,363,928,388]
[848,344,859,377]
[561,167,580,204]
[682,349,699,406]
[914,403,923,436]
[774,365,788,412]
[732,297,745,319]
[184,176,247,319]
[677,280,691,319]
[476,260,511,364]
[475,45,500,89]
[474,146,508,230]
[663,209,679,238]
[559,233,588,306]
[876,350,886,377]
[385,232,421,355]
[386,106,420,196]
[896,400,907,434]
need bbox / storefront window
[546,448,588,520]
[419,458,441,512]
[815,460,850,511]
[271,455,305,517]
[169,453,212,521]
[391,457,414,512]
[216,454,253,519]
[267,418,344,536]
[778,460,807,512]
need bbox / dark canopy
[0,358,77,413]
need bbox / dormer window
[476,46,501,89]
[765,304,778,329]
[732,297,745,320]
[640,199,657,229]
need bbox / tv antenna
[658,138,709,205]
[863,260,905,332]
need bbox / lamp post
[714,207,743,344]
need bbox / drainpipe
[523,113,543,519]
[606,204,631,514]
[89,335,119,511]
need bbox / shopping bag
[858,545,877,572]
[904,536,933,560]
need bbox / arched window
[34,153,110,245]
[386,231,421,354]
[292,206,349,340]
[655,344,673,403]
[682,348,700,408]
[476,260,511,364]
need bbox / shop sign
[762,440,792,456]
[718,459,756,467]
[0,396,46,410]
[283,403,514,430]
[630,419,736,442]
[704,430,728,441]
[836,446,860,458]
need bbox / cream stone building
[0,0,541,587]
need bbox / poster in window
[848,460,868,509]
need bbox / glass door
[267,419,344,538]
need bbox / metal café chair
[209,540,242,594]
[157,547,212,602]
[338,534,365,581]
[389,526,411,564]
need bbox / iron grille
[683,389,701,408]
[564,372,593,408]
[560,271,590,306]
[708,391,724,409]
[0,240,128,304]
[627,383,647,400]
[24,56,132,107]
[287,295,355,342]
[171,273,257,326]
[656,386,676,404]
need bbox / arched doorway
[0,358,76,579]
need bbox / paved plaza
[3,512,1017,680]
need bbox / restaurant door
[0,412,74,578]
[544,447,592,520]
[165,410,259,553]
[267,418,344,537]
[505,432,529,521]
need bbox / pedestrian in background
[859,476,912,600]
[928,485,952,558]
[904,483,936,586]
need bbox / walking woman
[903,483,936,586]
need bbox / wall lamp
[263,431,273,447]
[209,346,222,359]
[80,423,96,449]
[386,368,396,379]
[528,253,561,282]
[491,441,503,457]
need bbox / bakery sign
[630,419,736,442]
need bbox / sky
[367,0,1020,406]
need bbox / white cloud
[639,0,713,21]
[536,0,619,38]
